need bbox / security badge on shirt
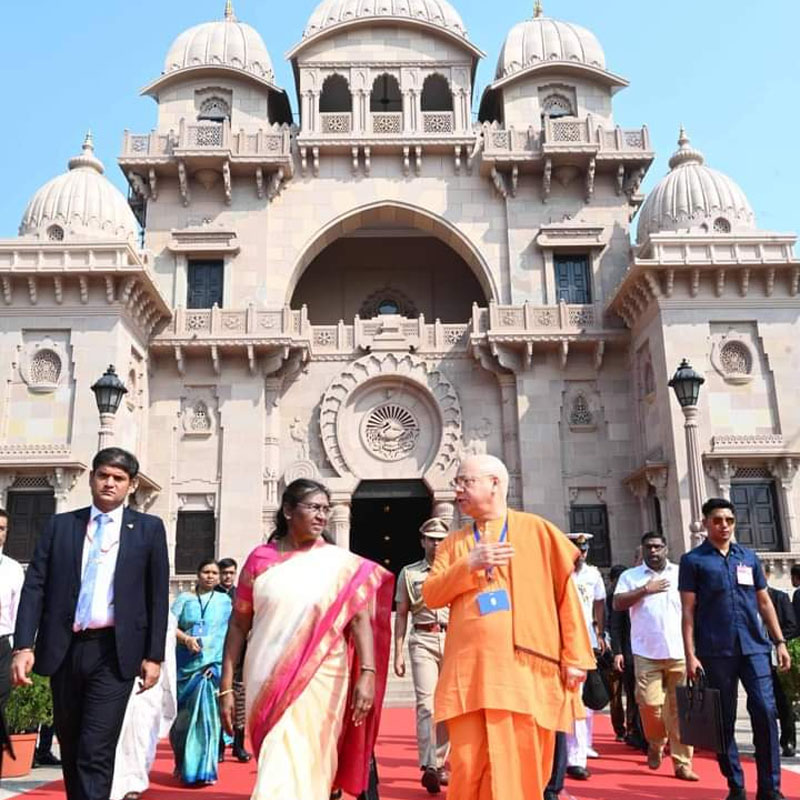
[473,519,511,616]
[737,564,755,586]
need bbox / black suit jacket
[14,506,170,680]
[768,586,799,642]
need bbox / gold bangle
[217,688,235,697]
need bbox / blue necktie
[74,513,110,630]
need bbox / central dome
[303,0,469,40]
[496,13,606,81]
[163,4,275,84]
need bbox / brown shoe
[421,766,441,794]
[647,745,663,770]
[674,764,700,782]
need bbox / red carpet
[12,709,800,799]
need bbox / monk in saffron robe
[422,454,595,799]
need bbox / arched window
[370,73,402,113]
[713,217,731,234]
[421,74,452,112]
[198,96,230,121]
[47,224,64,241]
[542,93,574,118]
[319,74,352,113]
[30,349,62,386]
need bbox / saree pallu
[170,590,232,785]
[237,540,393,799]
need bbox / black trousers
[0,636,12,717]
[773,667,796,751]
[50,630,133,800]
[545,731,567,795]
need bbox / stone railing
[371,112,403,135]
[422,111,454,134]
[121,120,292,159]
[477,300,598,332]
[320,112,352,134]
[483,118,650,158]
[759,552,800,585]
[155,305,305,340]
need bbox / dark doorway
[350,480,432,592]
[6,489,56,562]
[175,510,217,574]
[730,481,783,551]
[569,504,611,567]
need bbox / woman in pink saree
[220,479,393,799]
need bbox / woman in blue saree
[170,559,232,785]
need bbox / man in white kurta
[565,533,606,780]
[110,614,178,800]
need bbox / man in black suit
[11,448,169,800]
[791,566,800,630]
[767,585,799,757]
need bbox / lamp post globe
[668,358,705,408]
[91,365,128,415]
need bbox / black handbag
[581,667,610,711]
[676,671,727,754]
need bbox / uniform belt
[414,622,447,633]
[72,627,114,641]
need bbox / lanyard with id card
[474,518,511,615]
[736,564,755,586]
[191,592,214,639]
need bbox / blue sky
[0,0,797,240]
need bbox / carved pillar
[0,472,16,509]
[770,457,799,549]
[48,467,83,513]
[264,376,283,521]
[301,92,312,134]
[705,458,735,501]
[645,465,673,548]
[402,90,413,133]
[329,499,352,550]
[626,475,651,535]
[496,374,522,506]
[311,91,320,133]
[413,90,422,133]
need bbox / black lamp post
[669,359,706,547]
[91,365,127,449]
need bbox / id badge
[191,622,207,637]
[736,565,754,586]
[477,589,511,615]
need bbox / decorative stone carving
[283,459,320,485]
[319,352,462,483]
[359,287,418,319]
[19,336,69,393]
[180,389,217,438]
[290,417,310,460]
[362,403,420,461]
[711,333,755,385]
[569,393,594,429]
[564,385,600,432]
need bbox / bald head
[458,454,509,498]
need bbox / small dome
[496,10,606,81]
[303,0,469,40]
[163,3,275,84]
[20,133,138,243]
[637,128,756,244]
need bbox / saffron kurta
[422,509,594,799]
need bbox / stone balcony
[297,110,474,178]
[149,301,626,374]
[119,119,294,209]
[480,116,654,203]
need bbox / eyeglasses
[450,475,491,489]
[297,502,332,517]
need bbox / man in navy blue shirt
[679,498,791,800]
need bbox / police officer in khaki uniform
[394,517,450,795]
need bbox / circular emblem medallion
[362,403,420,461]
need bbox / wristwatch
[775,639,787,646]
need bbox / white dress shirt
[614,561,684,660]
[73,504,124,631]
[0,550,25,640]
[572,563,606,648]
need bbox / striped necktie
[74,513,111,630]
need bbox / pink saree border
[243,542,393,796]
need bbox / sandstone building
[1,1,797,584]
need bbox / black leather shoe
[566,766,591,780]
[232,729,252,762]
[781,744,795,757]
[725,790,747,800]
[421,766,441,794]
[34,751,62,767]
[755,792,785,800]
[544,792,559,800]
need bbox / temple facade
[0,1,798,583]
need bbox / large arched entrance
[287,202,495,322]
[350,480,432,588]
